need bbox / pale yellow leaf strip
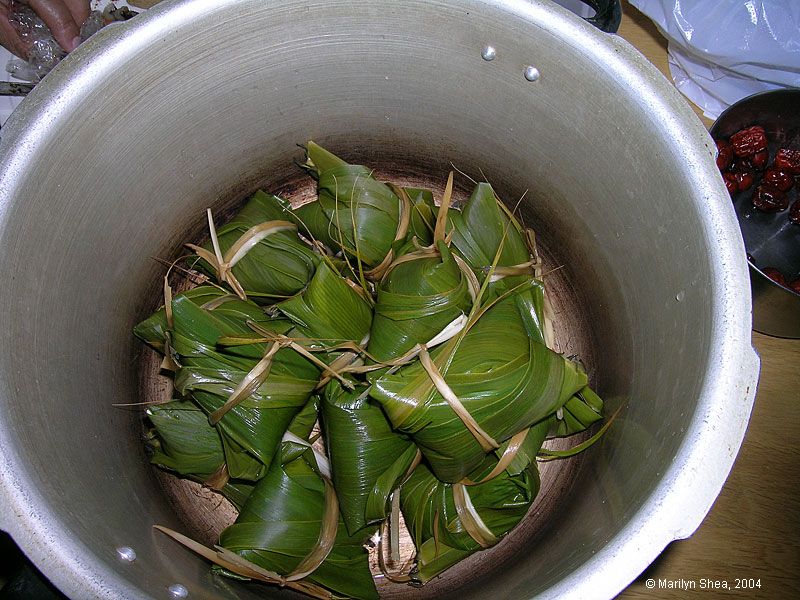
[434,172,454,243]
[200,294,239,311]
[461,428,530,486]
[285,478,339,581]
[206,209,225,267]
[209,341,283,424]
[159,331,179,372]
[286,340,352,388]
[203,463,229,491]
[377,517,413,583]
[418,346,498,452]
[224,220,297,269]
[163,276,174,329]
[452,254,480,303]
[379,246,440,283]
[186,209,297,301]
[154,525,337,599]
[390,490,401,563]
[452,483,499,549]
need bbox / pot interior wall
[0,1,719,598]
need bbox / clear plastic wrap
[630,0,800,118]
[5,3,67,82]
[4,1,138,83]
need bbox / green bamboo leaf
[277,261,373,347]
[147,399,230,479]
[294,143,401,268]
[403,187,436,246]
[219,444,378,600]
[550,386,604,437]
[174,365,317,474]
[447,182,549,348]
[222,483,257,512]
[289,395,321,441]
[192,190,319,300]
[400,455,540,583]
[370,295,587,482]
[133,286,237,351]
[286,200,338,252]
[146,400,258,509]
[368,241,473,362]
[504,417,552,476]
[169,293,314,369]
[321,380,417,535]
[514,278,547,345]
[217,435,268,482]
[304,140,348,174]
[170,295,320,474]
[448,183,530,284]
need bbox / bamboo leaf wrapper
[138,142,609,599]
[321,380,418,535]
[193,190,319,301]
[370,295,588,483]
[219,443,379,600]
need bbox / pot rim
[0,1,759,599]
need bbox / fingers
[63,0,90,26]
[26,0,84,52]
[0,1,30,58]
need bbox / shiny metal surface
[0,1,758,599]
[710,89,800,339]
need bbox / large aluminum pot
[0,1,759,599]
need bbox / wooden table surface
[615,2,800,598]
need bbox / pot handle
[579,0,622,33]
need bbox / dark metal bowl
[710,89,800,338]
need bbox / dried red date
[730,125,767,157]
[762,268,787,287]
[774,147,800,175]
[734,170,755,191]
[716,139,733,171]
[727,160,755,191]
[751,185,788,212]
[723,172,738,195]
[789,279,800,294]
[763,168,794,192]
[751,149,769,170]
[790,200,800,225]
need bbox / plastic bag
[5,3,67,82]
[5,1,138,83]
[630,0,800,119]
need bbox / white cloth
[630,0,800,118]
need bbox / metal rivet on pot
[168,584,188,598]
[524,66,540,81]
[116,546,136,562]
[480,45,497,61]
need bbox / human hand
[0,0,91,59]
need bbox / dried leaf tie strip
[284,478,340,581]
[418,345,499,452]
[153,526,334,600]
[186,209,297,300]
[460,427,530,486]
[452,483,499,548]
[208,341,284,424]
